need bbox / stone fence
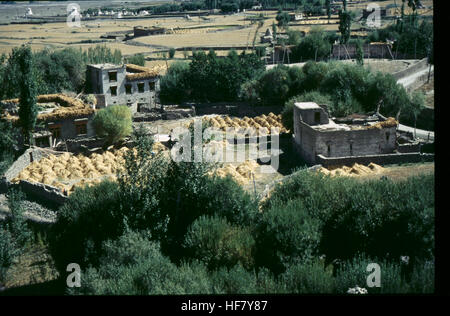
[316,152,434,167]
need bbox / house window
[149,81,155,91]
[350,143,353,155]
[137,82,145,93]
[327,144,331,156]
[35,136,50,147]
[110,86,117,96]
[108,71,117,82]
[125,84,132,95]
[75,121,88,136]
[386,132,390,141]
[48,124,62,139]
[314,112,321,124]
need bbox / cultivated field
[0,0,433,58]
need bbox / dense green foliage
[0,189,32,280]
[92,105,133,144]
[368,18,433,60]
[52,126,434,295]
[0,118,19,175]
[262,61,426,125]
[124,53,145,66]
[290,27,332,62]
[0,45,122,100]
[160,50,265,104]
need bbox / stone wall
[316,152,434,167]
[15,180,68,205]
[2,148,46,182]
[332,43,394,59]
[392,58,429,81]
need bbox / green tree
[17,46,38,147]
[408,91,425,138]
[355,39,364,66]
[338,7,351,44]
[325,0,331,23]
[93,105,132,144]
[291,27,331,62]
[169,48,176,59]
[276,11,290,29]
[125,53,145,66]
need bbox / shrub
[0,188,32,280]
[281,259,335,293]
[255,198,321,274]
[168,48,176,59]
[71,231,214,295]
[262,170,435,264]
[335,254,411,294]
[50,180,123,271]
[0,119,19,175]
[93,105,132,144]
[210,264,258,294]
[184,215,255,269]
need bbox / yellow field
[0,1,433,58]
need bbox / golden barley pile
[12,143,167,194]
[212,160,260,185]
[318,162,384,177]
[367,117,398,130]
[204,113,289,135]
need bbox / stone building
[1,94,96,147]
[86,63,160,112]
[293,102,398,165]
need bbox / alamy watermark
[366,3,382,28]
[67,3,82,28]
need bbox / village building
[293,102,400,165]
[1,94,96,147]
[86,63,161,113]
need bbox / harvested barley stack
[368,162,383,172]
[367,117,398,130]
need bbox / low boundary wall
[316,152,434,167]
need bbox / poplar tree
[18,46,37,147]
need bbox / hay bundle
[368,162,383,172]
[367,117,398,130]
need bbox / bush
[262,170,435,264]
[0,119,19,175]
[0,188,32,280]
[71,231,214,295]
[184,215,255,269]
[50,180,123,271]
[335,254,411,294]
[255,198,321,274]
[93,105,132,144]
[168,48,176,59]
[281,259,335,293]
